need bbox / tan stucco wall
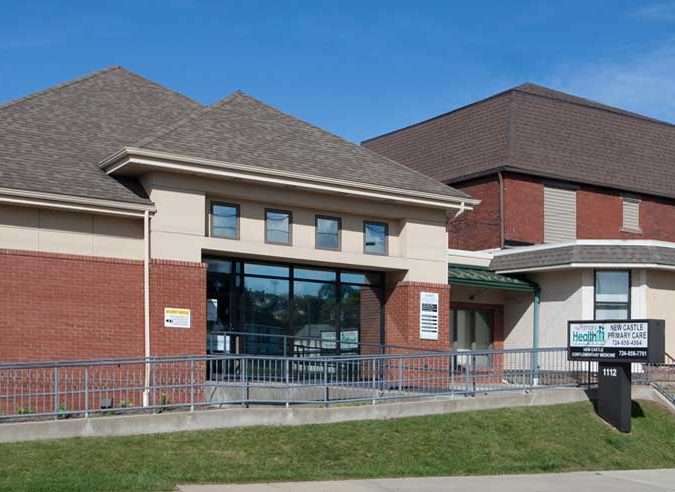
[501,270,584,350]
[142,173,449,283]
[646,270,675,357]
[0,204,143,259]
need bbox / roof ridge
[120,68,204,109]
[0,65,123,110]
[512,83,675,128]
[135,91,241,148]
[228,92,469,197]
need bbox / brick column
[149,259,207,357]
[385,281,451,351]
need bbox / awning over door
[448,265,535,292]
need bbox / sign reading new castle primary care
[419,292,439,340]
[568,319,664,363]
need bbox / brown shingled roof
[0,66,203,204]
[138,91,470,200]
[1,67,468,205]
[363,83,675,200]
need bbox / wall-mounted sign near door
[567,319,665,432]
[419,292,439,341]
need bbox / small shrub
[118,400,133,409]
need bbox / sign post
[567,319,665,433]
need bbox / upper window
[544,185,577,243]
[594,270,630,321]
[364,221,388,255]
[315,215,341,250]
[622,196,641,233]
[210,202,239,239]
[265,209,292,245]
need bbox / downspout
[497,171,505,248]
[142,210,151,407]
[532,285,541,386]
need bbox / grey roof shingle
[363,83,675,200]
[138,91,470,200]
[0,66,203,204]
[490,244,675,271]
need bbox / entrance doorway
[451,306,497,368]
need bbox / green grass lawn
[0,400,674,492]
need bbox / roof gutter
[101,147,480,211]
[0,187,155,218]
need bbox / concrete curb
[0,387,591,443]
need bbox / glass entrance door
[206,260,239,356]
[452,308,493,368]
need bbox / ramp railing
[0,347,603,421]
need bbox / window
[204,258,384,358]
[364,221,388,255]
[265,209,292,245]
[594,271,630,320]
[544,185,576,243]
[622,197,641,232]
[210,202,239,239]
[315,215,341,250]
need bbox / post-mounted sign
[567,319,665,433]
[419,292,439,340]
[568,319,665,363]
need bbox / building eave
[100,147,479,211]
[0,186,155,218]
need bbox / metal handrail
[0,346,600,422]
[0,346,574,370]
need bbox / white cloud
[633,2,675,21]
[542,43,675,123]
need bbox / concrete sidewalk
[178,469,675,491]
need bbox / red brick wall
[453,172,675,247]
[0,249,206,363]
[150,259,206,357]
[358,286,384,355]
[578,185,675,241]
[503,174,544,244]
[0,249,145,362]
[447,175,501,250]
[384,281,451,351]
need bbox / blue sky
[2,1,675,141]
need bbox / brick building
[0,67,476,367]
[364,83,675,357]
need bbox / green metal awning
[448,265,535,292]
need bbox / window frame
[593,269,631,321]
[265,208,293,246]
[209,201,240,240]
[363,221,388,256]
[315,215,342,251]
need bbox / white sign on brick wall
[419,292,439,340]
[164,308,191,329]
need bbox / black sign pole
[567,319,665,434]
[597,362,632,433]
